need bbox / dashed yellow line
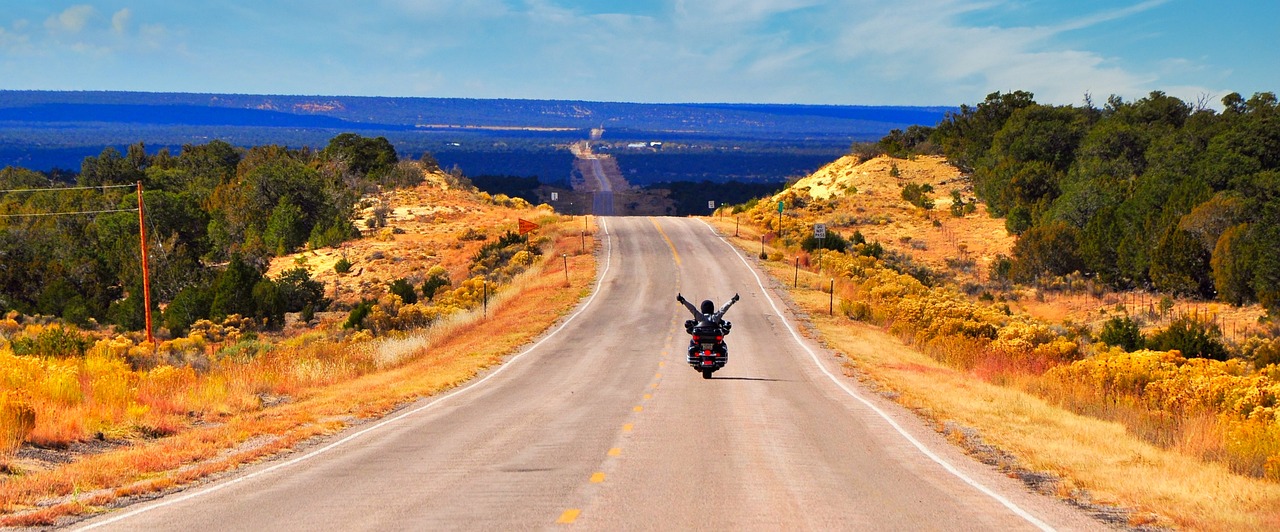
[633,405,643,412]
[643,394,652,400]
[590,472,606,483]
[557,509,581,524]
[650,217,681,266]
[608,447,622,457]
[622,423,634,432]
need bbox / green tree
[210,254,262,319]
[1010,221,1083,281]
[1150,226,1213,297]
[1098,316,1144,351]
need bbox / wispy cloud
[44,5,95,34]
[111,9,132,34]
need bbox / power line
[0,183,135,194]
[0,208,139,218]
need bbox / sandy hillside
[776,154,1015,285]
[766,154,1269,338]
[266,172,559,311]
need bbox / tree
[210,254,262,319]
[1150,226,1213,297]
[1010,221,1084,281]
[322,133,399,179]
[1211,223,1255,305]
[276,267,328,314]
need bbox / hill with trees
[881,90,1280,316]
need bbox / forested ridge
[0,133,436,333]
[883,90,1280,315]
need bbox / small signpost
[708,200,716,210]
[814,222,827,249]
[518,218,539,235]
[551,192,559,201]
[776,200,784,234]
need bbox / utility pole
[137,182,154,344]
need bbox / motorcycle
[685,320,730,379]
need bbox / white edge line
[77,218,615,531]
[696,219,1055,532]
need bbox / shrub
[800,230,849,253]
[1148,316,1228,360]
[389,278,418,305]
[901,182,934,209]
[344,300,375,330]
[334,257,353,274]
[1098,315,1145,351]
[421,267,451,301]
[10,325,94,358]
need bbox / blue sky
[1,0,1276,107]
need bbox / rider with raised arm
[677,293,739,365]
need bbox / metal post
[735,216,739,237]
[483,279,488,319]
[137,182,154,344]
[794,257,799,288]
[760,235,765,257]
[563,254,569,285]
[829,278,835,316]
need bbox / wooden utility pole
[137,182,154,344]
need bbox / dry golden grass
[0,187,599,525]
[718,219,1280,531]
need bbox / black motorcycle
[685,320,730,379]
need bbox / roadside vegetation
[715,89,1280,530]
[0,137,597,526]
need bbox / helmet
[700,300,715,314]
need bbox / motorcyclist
[677,293,739,360]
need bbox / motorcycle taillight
[716,335,723,341]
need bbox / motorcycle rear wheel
[701,369,714,379]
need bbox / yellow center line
[590,472,606,483]
[643,394,652,400]
[608,447,622,456]
[622,423,633,432]
[557,509,581,524]
[655,373,662,379]
[633,405,644,412]
[650,383,659,389]
[658,361,666,367]
[650,217,681,266]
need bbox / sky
[1,0,1277,107]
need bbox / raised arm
[713,293,740,320]
[676,293,702,318]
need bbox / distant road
[77,217,1097,531]
[570,142,616,216]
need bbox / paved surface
[76,217,1101,531]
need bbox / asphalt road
[76,217,1099,531]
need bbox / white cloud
[45,5,96,34]
[112,8,132,34]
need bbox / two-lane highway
[78,217,1098,531]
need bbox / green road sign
[777,200,785,213]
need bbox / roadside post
[777,200,784,236]
[814,222,827,250]
[830,278,835,315]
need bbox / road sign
[777,200,785,213]
[814,223,827,239]
[708,200,716,210]
[518,218,539,235]
[551,192,559,201]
